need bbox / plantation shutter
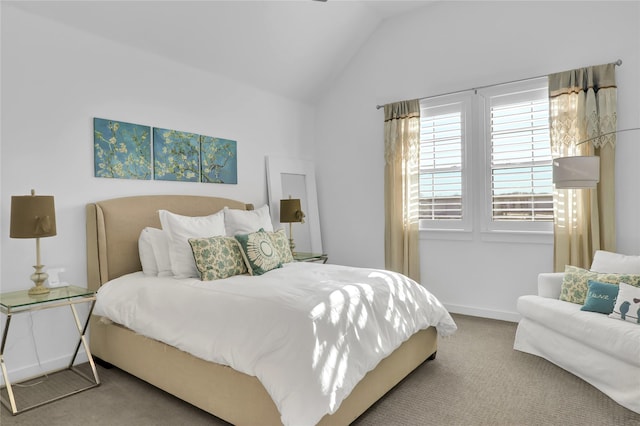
[419,103,464,221]
[488,89,553,221]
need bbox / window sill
[480,230,553,245]
[419,229,473,241]
[419,228,553,244]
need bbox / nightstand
[293,252,328,264]
[0,286,100,415]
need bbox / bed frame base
[86,196,439,425]
[90,317,436,426]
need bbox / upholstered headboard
[86,195,253,291]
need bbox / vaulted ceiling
[10,1,436,104]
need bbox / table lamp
[280,197,305,255]
[10,189,57,295]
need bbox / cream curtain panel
[548,63,617,271]
[383,100,421,282]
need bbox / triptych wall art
[93,118,238,184]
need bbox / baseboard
[445,303,521,323]
[0,351,89,386]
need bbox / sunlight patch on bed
[309,282,380,406]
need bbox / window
[419,78,553,236]
[479,79,553,233]
[419,94,472,231]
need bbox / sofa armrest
[538,272,564,299]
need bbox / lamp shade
[280,198,304,223]
[10,191,57,238]
[552,156,600,189]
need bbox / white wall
[0,5,314,382]
[315,1,640,321]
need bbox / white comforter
[94,262,457,425]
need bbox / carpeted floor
[2,314,639,425]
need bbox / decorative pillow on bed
[224,205,274,236]
[188,236,248,280]
[159,209,226,278]
[608,282,640,324]
[580,280,619,314]
[268,229,294,264]
[560,265,640,305]
[235,229,282,276]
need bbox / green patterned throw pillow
[235,229,282,276]
[560,265,640,305]
[268,229,294,264]
[188,236,247,281]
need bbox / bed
[86,195,456,425]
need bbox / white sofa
[514,250,640,414]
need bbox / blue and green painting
[93,118,151,179]
[201,136,237,184]
[153,128,201,182]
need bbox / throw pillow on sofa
[609,282,640,324]
[560,265,640,305]
[580,280,619,314]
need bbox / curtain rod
[375,59,623,110]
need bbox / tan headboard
[86,195,253,291]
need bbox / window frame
[477,78,553,235]
[418,92,473,233]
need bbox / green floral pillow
[560,265,640,305]
[235,229,282,276]
[268,229,294,264]
[188,236,247,281]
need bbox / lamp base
[28,266,50,296]
[28,284,50,296]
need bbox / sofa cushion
[518,295,640,366]
[591,250,640,274]
[609,282,640,324]
[559,265,640,305]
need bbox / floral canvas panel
[94,118,151,179]
[201,136,237,184]
[153,128,201,182]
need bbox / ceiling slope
[7,0,435,103]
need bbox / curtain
[548,63,617,271]
[383,99,421,281]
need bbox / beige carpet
[2,314,639,425]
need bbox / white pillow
[223,204,274,236]
[590,250,640,274]
[608,282,640,324]
[138,228,159,276]
[149,227,173,277]
[158,209,226,278]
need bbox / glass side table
[0,286,100,415]
[293,252,328,264]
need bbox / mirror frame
[266,156,323,254]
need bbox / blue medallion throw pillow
[580,280,619,314]
[235,229,282,276]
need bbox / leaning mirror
[266,156,323,254]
